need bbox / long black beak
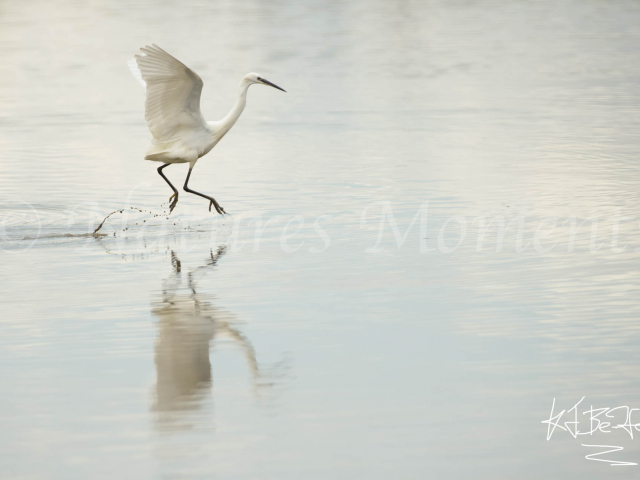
[259,78,286,92]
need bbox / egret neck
[214,77,251,139]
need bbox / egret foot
[209,199,227,215]
[158,163,179,214]
[169,193,179,213]
[183,165,227,215]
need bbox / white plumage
[128,44,285,214]
[130,44,208,163]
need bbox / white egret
[128,44,285,214]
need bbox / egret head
[245,72,286,92]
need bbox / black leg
[157,163,179,213]
[183,166,227,215]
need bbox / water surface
[2,0,640,478]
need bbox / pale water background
[2,0,640,478]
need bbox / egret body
[128,44,285,214]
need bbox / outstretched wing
[130,44,207,141]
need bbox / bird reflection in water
[151,246,275,429]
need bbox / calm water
[2,0,640,477]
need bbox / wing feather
[127,58,146,91]
[131,44,206,142]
